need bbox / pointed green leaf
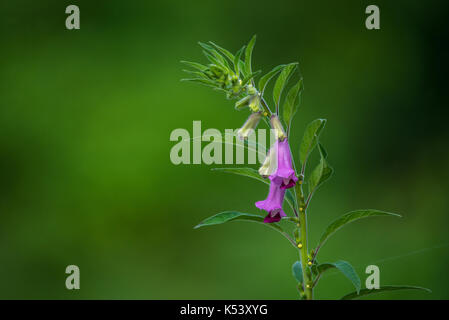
[211,167,297,211]
[194,211,285,236]
[299,118,326,168]
[203,50,229,71]
[292,261,303,283]
[212,167,266,183]
[180,60,208,72]
[341,285,431,300]
[308,159,333,194]
[180,78,218,88]
[316,210,402,254]
[273,63,297,109]
[234,46,245,77]
[209,41,235,62]
[283,78,303,127]
[317,142,327,159]
[258,64,285,95]
[308,144,333,196]
[242,70,261,86]
[238,60,247,77]
[316,261,361,293]
[199,42,227,66]
[244,35,257,77]
[202,51,224,68]
[201,44,231,72]
[182,69,209,79]
[194,211,267,228]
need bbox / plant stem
[259,95,273,116]
[295,176,313,300]
[258,91,310,298]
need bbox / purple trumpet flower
[269,139,298,189]
[255,181,287,223]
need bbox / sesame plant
[182,36,430,300]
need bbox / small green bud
[246,84,257,95]
[231,85,241,95]
[248,95,261,112]
[209,65,225,78]
[235,96,251,110]
[294,229,300,243]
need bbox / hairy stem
[259,92,309,298]
[260,95,273,117]
[295,176,313,300]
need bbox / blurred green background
[0,0,448,299]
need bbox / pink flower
[256,181,287,223]
[269,139,298,189]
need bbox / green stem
[295,176,313,300]
[259,94,273,117]
[258,90,310,298]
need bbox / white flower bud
[237,112,262,140]
[258,141,278,177]
[270,115,287,141]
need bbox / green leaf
[299,118,326,168]
[199,42,228,67]
[180,60,208,72]
[242,70,262,86]
[308,144,333,195]
[317,142,327,159]
[292,261,303,283]
[180,78,218,88]
[316,261,361,293]
[308,159,333,194]
[209,41,235,62]
[212,167,266,183]
[202,51,225,68]
[258,64,285,95]
[316,210,402,253]
[182,69,209,79]
[200,42,231,72]
[238,60,247,77]
[234,46,245,77]
[273,63,297,109]
[211,167,297,211]
[194,211,266,228]
[341,285,431,300]
[283,78,303,127]
[194,211,286,237]
[244,35,257,78]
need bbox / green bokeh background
[1,0,448,299]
